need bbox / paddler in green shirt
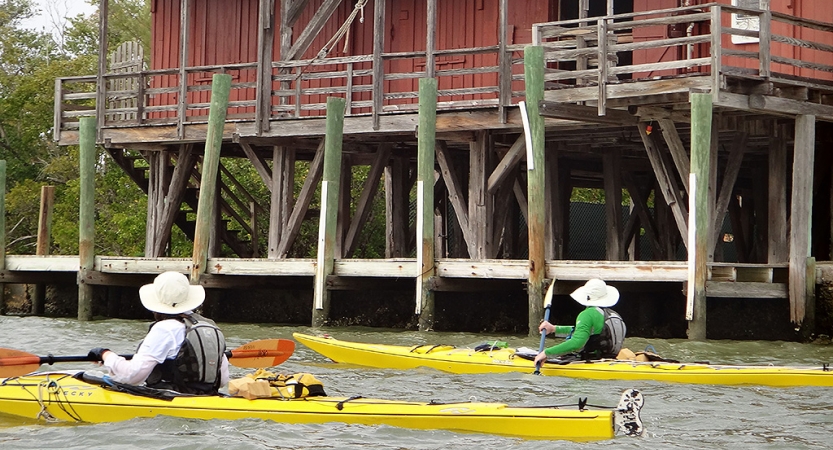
[534,279,626,365]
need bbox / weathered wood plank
[706,282,787,298]
[749,94,833,122]
[538,102,637,125]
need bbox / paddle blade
[227,339,295,368]
[0,348,43,378]
[543,279,555,309]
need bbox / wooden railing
[533,2,833,112]
[54,2,833,141]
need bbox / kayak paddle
[533,279,555,375]
[0,338,295,378]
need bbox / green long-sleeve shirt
[543,306,605,356]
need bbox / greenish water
[2,316,833,449]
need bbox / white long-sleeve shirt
[102,317,229,387]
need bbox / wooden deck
[1,255,798,298]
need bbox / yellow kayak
[0,371,643,441]
[294,332,833,387]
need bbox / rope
[294,0,370,80]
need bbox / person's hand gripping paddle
[533,280,555,375]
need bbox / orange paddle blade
[227,339,295,368]
[0,348,43,377]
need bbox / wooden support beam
[313,97,345,327]
[240,142,273,187]
[285,0,343,61]
[145,151,163,256]
[768,132,788,263]
[638,124,688,246]
[177,0,189,140]
[436,140,475,254]
[384,156,409,258]
[686,93,712,340]
[191,74,232,283]
[344,145,390,257]
[153,144,196,257]
[277,140,325,257]
[513,175,529,225]
[256,0,275,134]
[78,117,97,321]
[603,150,622,260]
[96,0,109,140]
[657,118,690,195]
[622,172,662,257]
[498,0,509,123]
[538,102,638,125]
[749,94,833,122]
[710,132,747,257]
[545,147,565,259]
[417,78,438,329]
[268,146,295,259]
[426,0,436,78]
[469,131,492,259]
[789,115,815,326]
[335,154,351,259]
[372,0,385,130]
[32,185,55,316]
[487,134,524,195]
[285,0,311,27]
[525,46,546,337]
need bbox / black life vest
[145,313,226,394]
[581,307,627,359]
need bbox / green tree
[2,0,153,256]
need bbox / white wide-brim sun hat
[570,278,619,308]
[139,271,205,315]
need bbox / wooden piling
[417,78,438,331]
[78,117,96,321]
[312,97,345,327]
[790,114,816,332]
[524,45,546,337]
[32,185,55,315]
[191,73,232,284]
[687,93,712,340]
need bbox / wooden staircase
[106,147,258,257]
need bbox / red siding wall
[149,0,554,117]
